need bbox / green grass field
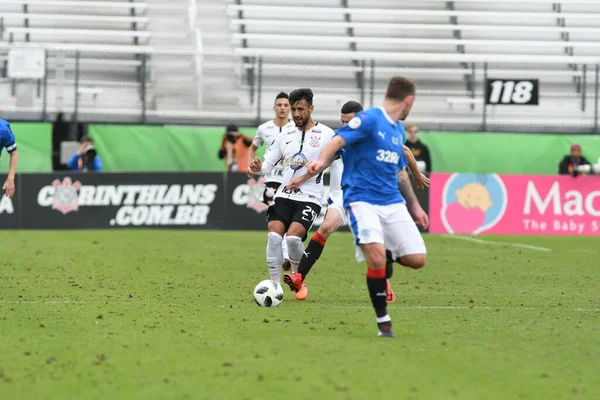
[0,230,598,400]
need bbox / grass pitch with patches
[0,230,598,400]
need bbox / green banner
[0,123,52,173]
[419,132,600,175]
[88,125,264,172]
[88,125,600,174]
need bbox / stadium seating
[0,0,152,115]
[225,0,600,130]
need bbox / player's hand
[414,173,431,189]
[286,175,307,191]
[248,157,262,173]
[246,169,255,178]
[410,205,429,230]
[3,177,15,199]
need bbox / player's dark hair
[341,100,363,114]
[385,76,416,102]
[289,88,313,106]
[275,92,289,101]
[80,135,94,144]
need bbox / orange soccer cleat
[386,279,396,303]
[283,273,308,301]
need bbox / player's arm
[287,154,342,191]
[249,137,281,175]
[308,136,346,176]
[398,169,429,229]
[247,129,264,177]
[3,128,18,198]
[403,145,430,189]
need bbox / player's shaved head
[289,88,314,107]
[385,77,416,102]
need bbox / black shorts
[267,197,321,235]
[262,182,281,205]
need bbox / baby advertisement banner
[429,173,600,236]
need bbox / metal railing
[0,42,599,133]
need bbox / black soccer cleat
[377,321,396,338]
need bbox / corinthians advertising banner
[15,173,225,229]
[0,172,429,230]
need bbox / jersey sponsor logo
[376,150,400,164]
[348,117,361,129]
[284,152,309,171]
[312,129,321,134]
[308,135,321,148]
[232,177,269,213]
[37,178,217,226]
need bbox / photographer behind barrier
[218,124,253,173]
[66,135,103,173]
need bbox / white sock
[266,232,284,282]
[376,315,391,324]
[281,233,290,261]
[286,236,304,274]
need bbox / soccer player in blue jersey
[308,77,428,337]
[0,119,19,198]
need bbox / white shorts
[348,201,426,262]
[326,190,349,226]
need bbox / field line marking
[445,235,552,252]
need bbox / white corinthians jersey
[261,122,336,206]
[253,120,295,183]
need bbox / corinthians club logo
[51,177,82,214]
[246,177,268,213]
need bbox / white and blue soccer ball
[253,280,284,307]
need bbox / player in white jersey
[283,101,429,302]
[247,92,296,205]
[249,88,342,300]
[247,92,296,270]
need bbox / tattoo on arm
[398,169,418,207]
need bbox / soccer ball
[253,280,284,307]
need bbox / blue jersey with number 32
[336,107,408,208]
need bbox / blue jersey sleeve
[336,112,373,146]
[0,123,17,153]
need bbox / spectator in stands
[559,143,591,176]
[405,124,432,173]
[218,124,253,173]
[66,135,103,173]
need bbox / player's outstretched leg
[284,235,308,300]
[266,232,284,283]
[284,208,343,300]
[297,231,327,279]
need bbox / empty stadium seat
[223,0,600,130]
